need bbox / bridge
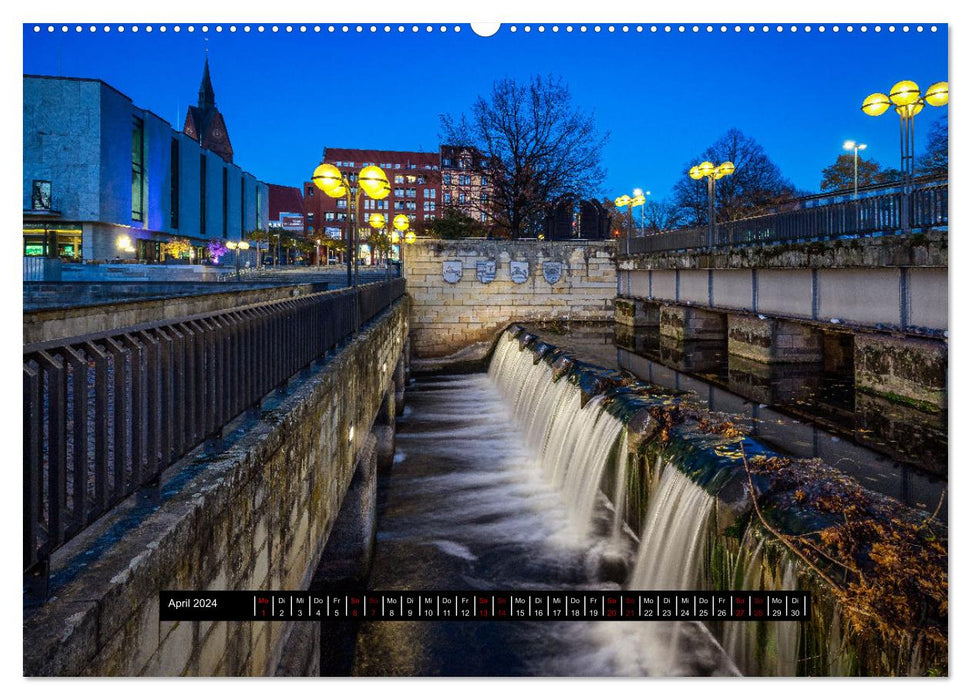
[616,181,947,412]
[22,182,948,677]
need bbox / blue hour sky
[22,22,948,201]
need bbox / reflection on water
[522,322,946,520]
[348,374,736,677]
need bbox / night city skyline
[23,22,947,204]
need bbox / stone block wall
[855,333,947,411]
[404,238,616,358]
[23,300,409,676]
[728,314,823,364]
[659,304,726,341]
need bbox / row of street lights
[614,78,946,250]
[311,163,418,287]
[862,79,948,229]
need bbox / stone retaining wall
[23,300,409,676]
[404,238,616,359]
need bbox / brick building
[304,148,442,262]
[440,145,494,225]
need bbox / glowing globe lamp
[359,166,391,199]
[889,80,921,106]
[862,93,891,117]
[393,214,410,231]
[369,213,386,229]
[924,81,949,107]
[312,163,346,197]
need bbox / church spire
[198,55,215,111]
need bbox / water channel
[328,322,946,676]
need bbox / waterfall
[489,335,624,535]
[627,464,715,590]
[721,522,802,676]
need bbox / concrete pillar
[614,297,660,327]
[310,433,377,590]
[660,304,726,341]
[727,314,823,364]
[855,333,946,411]
[373,384,396,472]
[393,355,406,417]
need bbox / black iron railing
[23,278,405,576]
[622,182,948,255]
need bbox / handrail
[23,278,406,579]
[622,182,947,255]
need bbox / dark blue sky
[23,23,948,201]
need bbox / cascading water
[489,336,625,535]
[487,333,738,675]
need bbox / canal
[322,321,946,676]
[330,371,736,676]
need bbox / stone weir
[501,324,947,677]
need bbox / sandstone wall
[404,238,616,359]
[23,300,408,676]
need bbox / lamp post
[632,188,651,234]
[311,163,391,288]
[862,80,948,230]
[389,214,411,278]
[842,140,867,199]
[225,239,250,282]
[392,227,417,279]
[614,191,646,254]
[689,160,735,247]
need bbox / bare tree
[441,75,609,238]
[917,116,948,178]
[672,128,795,225]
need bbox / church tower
[183,57,234,163]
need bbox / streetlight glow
[862,79,947,229]
[311,162,392,288]
[690,158,735,246]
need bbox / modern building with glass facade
[23,73,269,264]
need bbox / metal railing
[23,278,405,578]
[622,182,948,255]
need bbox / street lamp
[631,188,651,234]
[388,214,411,277]
[225,239,250,282]
[842,140,867,199]
[311,163,391,287]
[689,160,735,247]
[614,191,647,253]
[862,79,948,229]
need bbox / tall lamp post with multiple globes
[368,213,414,280]
[689,160,735,247]
[614,191,646,254]
[862,80,948,230]
[225,240,250,282]
[311,163,391,288]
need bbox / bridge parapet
[23,295,409,676]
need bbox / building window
[459,193,467,204]
[442,158,453,167]
[325,212,335,221]
[199,154,207,235]
[337,199,347,209]
[423,188,436,198]
[459,174,471,186]
[394,175,405,184]
[31,180,52,210]
[417,175,426,184]
[405,188,416,197]
[481,212,487,222]
[222,167,228,238]
[131,117,145,221]
[481,176,488,186]
[170,140,180,228]
[443,173,451,186]
[256,186,262,229]
[394,188,404,197]
[394,201,404,211]
[443,193,451,204]
[406,201,417,211]
[481,193,489,203]
[423,201,436,212]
